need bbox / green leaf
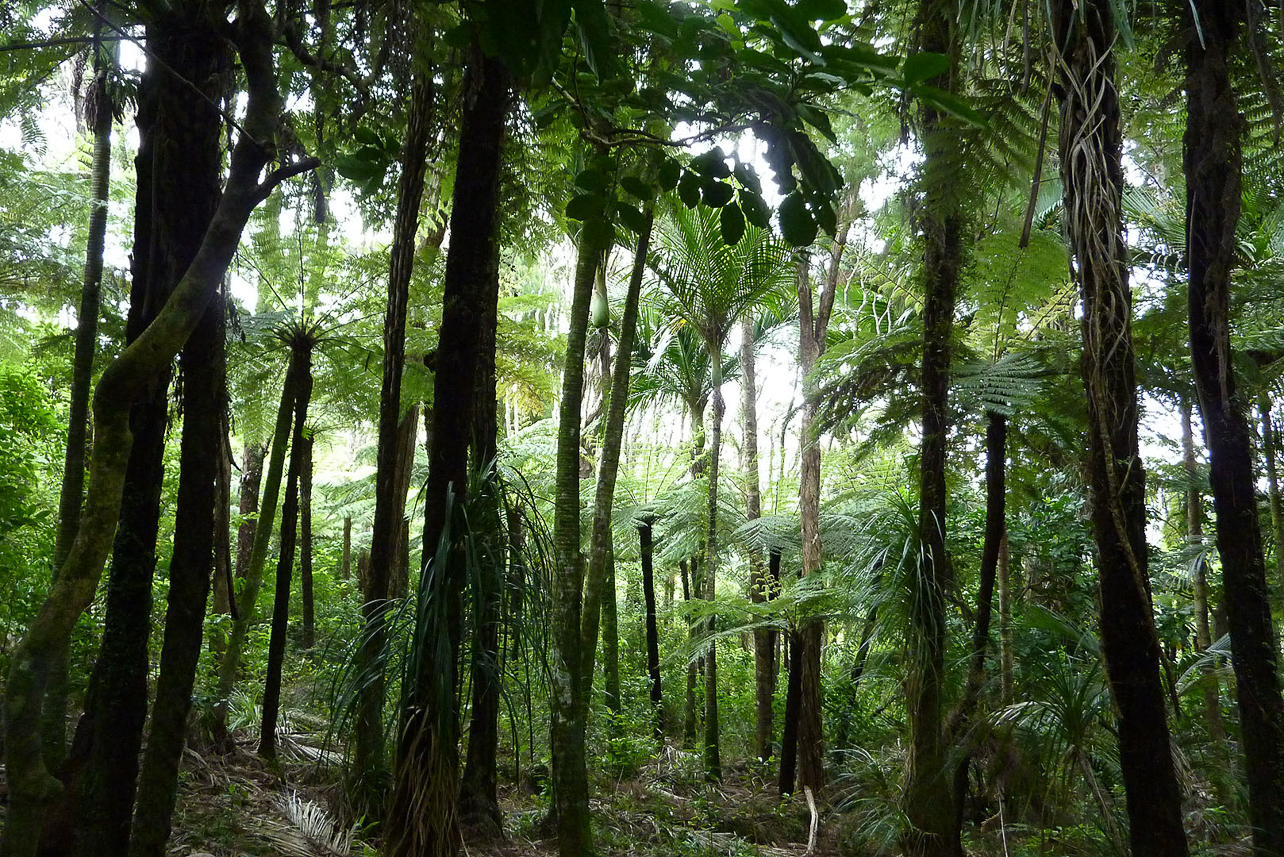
[796,103,836,143]
[678,171,702,208]
[620,175,655,200]
[912,84,988,127]
[794,0,847,21]
[581,216,616,250]
[566,193,604,221]
[779,192,817,246]
[571,0,619,80]
[690,147,732,178]
[902,52,949,84]
[575,168,609,192]
[720,202,746,245]
[657,157,682,191]
[702,179,735,208]
[733,162,762,195]
[739,189,772,228]
[615,201,647,233]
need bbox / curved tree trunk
[128,294,225,857]
[1052,1,1189,853]
[354,63,435,806]
[384,51,510,857]
[0,8,304,854]
[259,338,315,760]
[1185,4,1284,851]
[44,16,115,769]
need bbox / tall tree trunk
[948,411,1005,843]
[905,5,963,853]
[1183,400,1224,741]
[998,536,1013,705]
[209,420,234,639]
[702,354,724,782]
[44,16,115,768]
[1185,4,1284,851]
[354,65,435,805]
[300,432,315,650]
[581,206,654,725]
[742,315,774,763]
[795,203,852,792]
[640,521,663,739]
[235,443,266,584]
[1052,1,1189,853]
[128,295,224,857]
[385,51,509,857]
[259,337,315,760]
[458,245,503,838]
[1261,394,1284,604]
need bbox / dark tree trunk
[1260,393,1284,611]
[640,522,663,740]
[44,14,114,768]
[949,411,1005,843]
[235,443,266,584]
[778,627,802,796]
[128,294,224,857]
[209,421,235,645]
[905,4,962,853]
[385,51,510,857]
[459,245,503,839]
[1052,1,1189,853]
[342,515,352,581]
[681,558,699,748]
[259,337,314,760]
[354,64,435,804]
[300,432,315,650]
[1185,4,1284,851]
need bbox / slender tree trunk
[1183,400,1224,740]
[741,315,774,763]
[1260,394,1284,605]
[581,206,653,725]
[702,355,724,782]
[235,443,266,584]
[128,294,224,857]
[640,521,663,739]
[948,411,1005,842]
[44,17,114,768]
[385,51,509,857]
[905,5,962,853]
[260,338,314,760]
[354,65,435,804]
[300,432,315,650]
[1052,2,1189,853]
[209,415,234,659]
[1185,5,1284,850]
[778,627,802,796]
[998,536,1013,705]
[342,515,352,581]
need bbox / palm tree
[651,201,791,780]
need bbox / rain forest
[1,0,1284,856]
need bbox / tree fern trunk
[1185,3,1284,850]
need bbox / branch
[253,157,322,205]
[0,34,127,53]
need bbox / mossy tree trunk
[0,5,309,853]
[1184,3,1284,851]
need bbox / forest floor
[161,732,837,857]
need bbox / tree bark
[998,536,1013,705]
[384,51,509,857]
[300,431,315,650]
[741,315,775,763]
[1260,394,1284,606]
[778,627,802,796]
[44,15,114,768]
[1052,1,1189,853]
[681,558,699,749]
[640,521,663,739]
[905,5,963,853]
[354,65,435,804]
[342,515,352,581]
[1,7,302,854]
[259,337,314,760]
[1185,4,1284,851]
[128,294,224,857]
